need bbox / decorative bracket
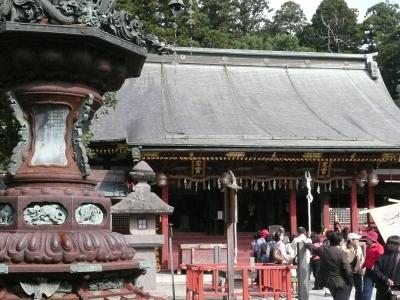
[6,91,30,176]
[73,94,94,177]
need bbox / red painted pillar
[290,190,297,236]
[367,184,375,226]
[323,194,330,232]
[161,185,169,270]
[350,183,358,233]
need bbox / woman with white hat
[344,232,364,300]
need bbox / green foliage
[0,94,19,171]
[230,0,270,35]
[377,27,400,103]
[265,34,301,51]
[363,2,400,52]
[82,131,96,159]
[306,0,359,53]
[272,1,307,35]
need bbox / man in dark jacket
[307,231,353,300]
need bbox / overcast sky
[268,0,395,22]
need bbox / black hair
[310,232,320,244]
[297,227,306,234]
[273,232,281,242]
[342,227,350,240]
[265,234,273,243]
[328,231,343,246]
[385,235,400,254]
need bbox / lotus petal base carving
[0,230,135,265]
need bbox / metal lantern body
[168,0,185,13]
[368,170,379,186]
[0,1,167,298]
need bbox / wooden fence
[186,263,293,300]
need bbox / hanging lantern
[368,169,379,186]
[156,173,168,187]
[219,172,231,187]
[254,182,258,191]
[168,0,185,14]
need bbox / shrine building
[90,47,400,269]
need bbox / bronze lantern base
[0,22,154,299]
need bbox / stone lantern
[0,1,169,299]
[112,161,174,290]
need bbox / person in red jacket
[361,230,384,300]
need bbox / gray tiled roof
[91,47,400,151]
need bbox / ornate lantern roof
[112,161,174,215]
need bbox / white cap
[347,233,362,241]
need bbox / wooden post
[367,184,375,226]
[350,183,358,232]
[290,190,297,236]
[225,187,236,300]
[161,185,169,270]
[323,194,330,231]
[297,242,309,300]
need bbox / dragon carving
[0,0,171,53]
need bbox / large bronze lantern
[0,1,167,299]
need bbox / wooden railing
[186,263,293,300]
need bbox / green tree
[377,27,400,103]
[363,1,400,52]
[306,0,359,53]
[272,1,307,35]
[265,34,301,51]
[230,0,270,36]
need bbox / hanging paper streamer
[329,182,332,192]
[278,179,282,189]
[284,179,287,190]
[207,181,211,190]
[195,181,198,192]
[184,178,188,189]
[262,181,265,192]
[217,178,221,189]
[341,179,345,190]
[268,180,272,190]
[296,179,299,190]
[317,184,320,194]
[273,179,277,190]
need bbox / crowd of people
[250,226,400,300]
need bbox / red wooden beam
[290,190,297,236]
[350,183,358,232]
[323,194,330,231]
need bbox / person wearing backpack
[271,232,292,264]
[256,229,270,263]
[374,235,400,300]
